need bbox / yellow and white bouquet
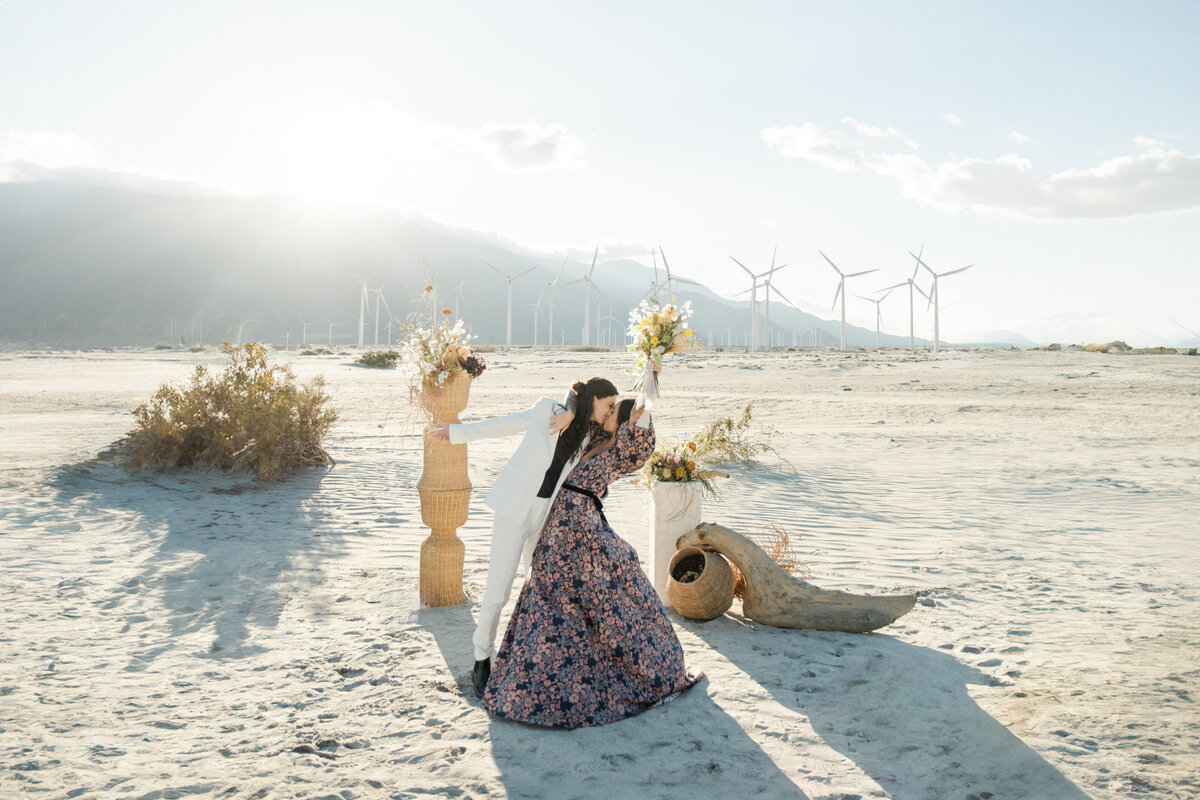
[626,299,694,396]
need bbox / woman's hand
[426,422,450,442]
[549,410,574,434]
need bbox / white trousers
[473,513,538,661]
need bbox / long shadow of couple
[421,602,1090,800]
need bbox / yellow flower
[650,335,660,346]
[442,308,453,315]
[687,441,697,451]
[683,328,694,337]
[686,460,696,471]
[673,467,685,480]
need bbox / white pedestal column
[650,482,703,608]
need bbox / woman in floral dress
[482,399,703,728]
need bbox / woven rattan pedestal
[417,374,472,606]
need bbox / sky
[2,0,1198,346]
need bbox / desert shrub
[120,341,337,480]
[356,349,401,368]
[299,346,331,356]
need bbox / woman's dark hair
[536,377,618,497]
[614,397,635,428]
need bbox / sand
[1,346,1196,799]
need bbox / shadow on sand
[48,460,345,664]
[686,615,1092,800]
[419,602,809,800]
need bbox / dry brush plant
[727,524,810,600]
[118,341,337,480]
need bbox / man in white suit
[427,378,619,696]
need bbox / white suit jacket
[447,393,570,524]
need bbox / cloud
[470,121,586,172]
[762,120,1200,219]
[1008,130,1032,144]
[941,113,963,127]
[0,129,97,180]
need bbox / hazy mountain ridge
[1,177,931,348]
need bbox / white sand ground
[0,346,1196,800]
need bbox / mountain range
[0,173,1033,349]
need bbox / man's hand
[549,411,574,434]
[426,422,451,442]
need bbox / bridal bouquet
[626,299,694,396]
[399,293,487,395]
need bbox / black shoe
[472,657,491,698]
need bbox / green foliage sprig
[120,341,337,480]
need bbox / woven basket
[421,373,472,422]
[667,546,734,621]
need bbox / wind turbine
[372,285,393,346]
[657,247,701,299]
[600,305,617,347]
[819,251,878,351]
[856,287,897,348]
[880,247,931,350]
[300,318,311,346]
[730,249,785,351]
[484,261,538,349]
[452,277,471,320]
[530,292,545,346]
[911,251,974,353]
[545,254,568,349]
[566,247,609,345]
[353,274,373,347]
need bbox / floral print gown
[482,419,703,728]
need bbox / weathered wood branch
[676,522,916,633]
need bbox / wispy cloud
[762,120,1200,219]
[0,129,97,180]
[471,121,586,172]
[941,113,963,127]
[1008,130,1032,144]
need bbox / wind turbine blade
[563,277,586,287]
[818,250,843,277]
[939,264,974,278]
[592,283,611,304]
[770,284,799,309]
[761,264,788,282]
[733,287,752,298]
[909,251,935,277]
[831,281,843,310]
[913,283,931,302]
[658,246,672,278]
[552,254,568,285]
[588,246,599,278]
[482,261,507,279]
[770,244,778,271]
[513,265,538,281]
[881,281,908,292]
[673,276,703,286]
[729,256,754,278]
[845,268,878,279]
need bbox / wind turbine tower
[484,261,537,349]
[566,247,609,346]
[819,251,878,351]
[911,251,974,353]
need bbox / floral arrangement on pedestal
[626,300,694,396]
[399,292,487,412]
[641,404,770,499]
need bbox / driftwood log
[676,522,916,633]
